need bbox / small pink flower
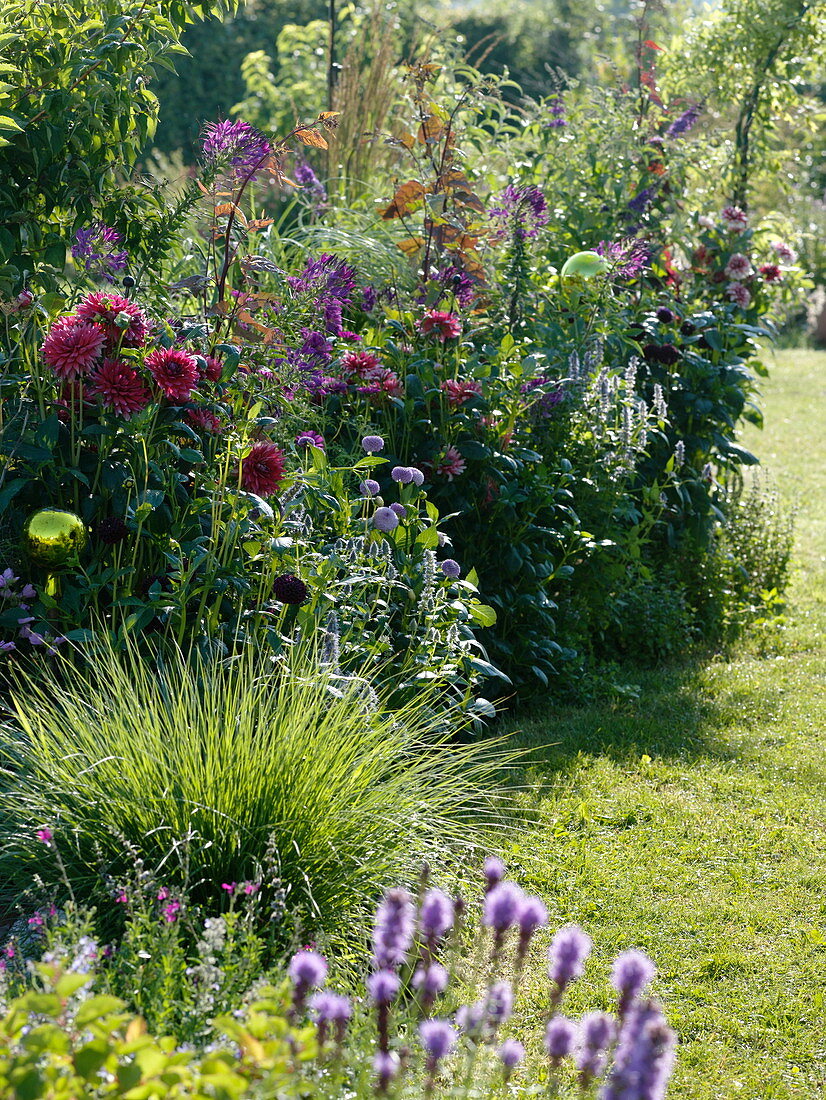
[116,892,128,904]
[243,881,261,895]
[162,899,181,923]
[419,310,462,342]
[435,445,466,481]
[724,253,752,281]
[42,318,106,379]
[720,205,748,232]
[441,378,483,407]
[726,282,751,309]
[221,882,237,894]
[146,348,200,401]
[759,263,782,283]
[36,827,53,846]
[157,887,170,901]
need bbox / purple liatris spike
[516,894,548,959]
[484,881,523,935]
[486,981,513,1028]
[545,1015,578,1065]
[419,1018,457,1066]
[548,925,592,996]
[611,949,656,1016]
[419,888,454,945]
[373,1050,400,1092]
[601,1000,676,1100]
[483,855,506,892]
[575,1010,616,1082]
[413,962,449,1002]
[368,969,401,1005]
[309,991,351,1045]
[288,949,328,1008]
[372,888,415,969]
[499,1038,525,1073]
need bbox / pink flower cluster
[335,348,404,403]
[418,310,462,342]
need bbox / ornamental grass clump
[0,637,505,939]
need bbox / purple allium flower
[272,574,309,605]
[202,118,272,179]
[368,968,401,1005]
[289,949,328,990]
[665,103,701,139]
[409,467,425,486]
[611,950,656,1016]
[489,184,549,240]
[373,1050,400,1090]
[389,502,407,519]
[36,827,53,846]
[373,506,399,533]
[596,238,649,280]
[72,223,129,282]
[413,962,449,1000]
[296,430,325,450]
[483,855,506,892]
[420,1018,457,1064]
[440,559,461,579]
[575,1010,617,1081]
[391,466,414,484]
[545,1015,578,1063]
[361,434,385,454]
[499,1038,525,1072]
[484,881,524,935]
[359,478,380,496]
[372,888,415,969]
[487,981,513,1027]
[601,1000,677,1100]
[419,888,454,944]
[548,925,592,993]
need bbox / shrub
[0,638,506,938]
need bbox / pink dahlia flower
[726,282,751,309]
[42,318,106,379]
[771,241,797,265]
[75,292,148,349]
[240,441,286,497]
[723,253,753,281]
[202,355,223,382]
[419,310,462,342]
[720,205,748,233]
[435,445,466,481]
[187,407,222,434]
[89,359,151,418]
[341,349,382,378]
[441,378,483,407]
[145,348,200,401]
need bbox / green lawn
[502,349,826,1098]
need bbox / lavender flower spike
[419,1018,457,1065]
[372,887,415,969]
[483,855,506,892]
[498,1038,525,1074]
[545,1015,578,1065]
[368,968,401,1005]
[419,888,454,945]
[575,1010,616,1083]
[611,949,656,1016]
[309,991,352,1045]
[373,1050,400,1092]
[601,1000,676,1100]
[516,894,548,959]
[288,949,328,989]
[548,924,592,995]
[484,881,524,935]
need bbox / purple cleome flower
[596,238,649,280]
[202,118,272,179]
[489,184,549,241]
[72,223,128,282]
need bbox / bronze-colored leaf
[396,236,424,256]
[247,219,275,231]
[381,180,426,220]
[417,114,444,145]
[294,128,329,149]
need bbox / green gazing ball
[23,509,87,568]
[560,251,610,279]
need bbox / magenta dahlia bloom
[89,359,151,418]
[724,252,752,280]
[726,282,751,309]
[240,441,287,497]
[772,240,797,265]
[42,318,106,379]
[435,446,466,481]
[145,348,199,401]
[759,263,782,283]
[202,118,272,179]
[419,310,462,341]
[186,407,221,434]
[75,292,148,349]
[441,378,483,407]
[720,205,748,232]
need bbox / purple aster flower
[548,925,592,995]
[361,434,385,454]
[666,103,701,139]
[373,506,399,533]
[484,881,524,935]
[499,1038,525,1073]
[372,887,415,969]
[483,856,506,892]
[440,559,461,579]
[359,478,380,496]
[575,1010,617,1082]
[72,223,128,282]
[368,968,401,1005]
[596,238,649,280]
[202,118,272,179]
[601,1000,677,1100]
[419,888,454,945]
[545,1015,578,1064]
[391,466,414,484]
[373,1050,400,1091]
[487,981,513,1028]
[413,962,449,1001]
[420,1018,457,1066]
[611,949,656,1016]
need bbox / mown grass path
[504,349,825,1099]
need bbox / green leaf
[74,1038,111,1079]
[75,995,126,1027]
